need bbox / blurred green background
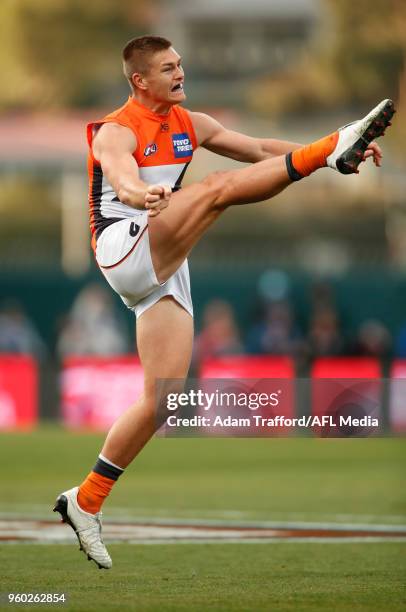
[1,0,406,414]
[2,429,405,524]
[0,7,405,609]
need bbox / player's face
[144,48,185,106]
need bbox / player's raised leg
[149,99,395,283]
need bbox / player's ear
[132,73,148,91]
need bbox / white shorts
[95,216,193,319]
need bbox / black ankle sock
[285,152,303,181]
[92,456,124,481]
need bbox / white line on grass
[2,537,406,546]
[0,505,405,526]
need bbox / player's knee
[144,377,186,426]
[202,171,230,210]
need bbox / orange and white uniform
[86,97,197,318]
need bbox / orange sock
[77,455,124,514]
[77,472,116,514]
[290,131,339,178]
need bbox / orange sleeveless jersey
[87,97,197,251]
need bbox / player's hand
[144,184,171,217]
[363,142,382,167]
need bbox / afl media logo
[144,142,158,157]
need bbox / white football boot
[327,98,395,174]
[53,486,112,569]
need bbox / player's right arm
[92,122,171,217]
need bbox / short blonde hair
[122,35,172,87]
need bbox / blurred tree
[250,0,406,149]
[0,175,61,267]
[0,0,155,109]
[329,0,405,103]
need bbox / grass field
[0,428,405,611]
[1,542,405,611]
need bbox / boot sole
[336,99,395,174]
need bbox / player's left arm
[189,111,383,166]
[189,111,302,162]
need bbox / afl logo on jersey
[144,142,158,157]
[172,133,193,158]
